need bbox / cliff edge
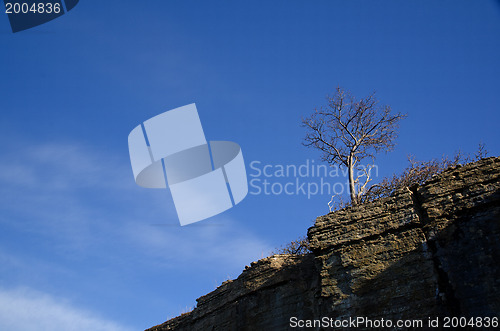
[147,157,500,330]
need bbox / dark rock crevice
[408,184,462,316]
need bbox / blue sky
[1,1,499,330]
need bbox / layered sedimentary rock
[148,157,500,330]
[148,255,319,330]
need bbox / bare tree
[302,87,406,205]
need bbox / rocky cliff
[147,157,500,330]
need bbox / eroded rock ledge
[148,157,500,330]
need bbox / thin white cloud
[123,217,273,272]
[0,140,131,191]
[0,287,133,331]
[0,139,140,250]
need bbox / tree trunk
[347,154,357,205]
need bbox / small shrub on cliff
[328,143,489,212]
[272,236,311,255]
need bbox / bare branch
[271,236,311,255]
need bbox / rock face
[148,255,319,331]
[147,157,500,330]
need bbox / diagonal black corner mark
[63,0,78,11]
[4,0,79,33]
